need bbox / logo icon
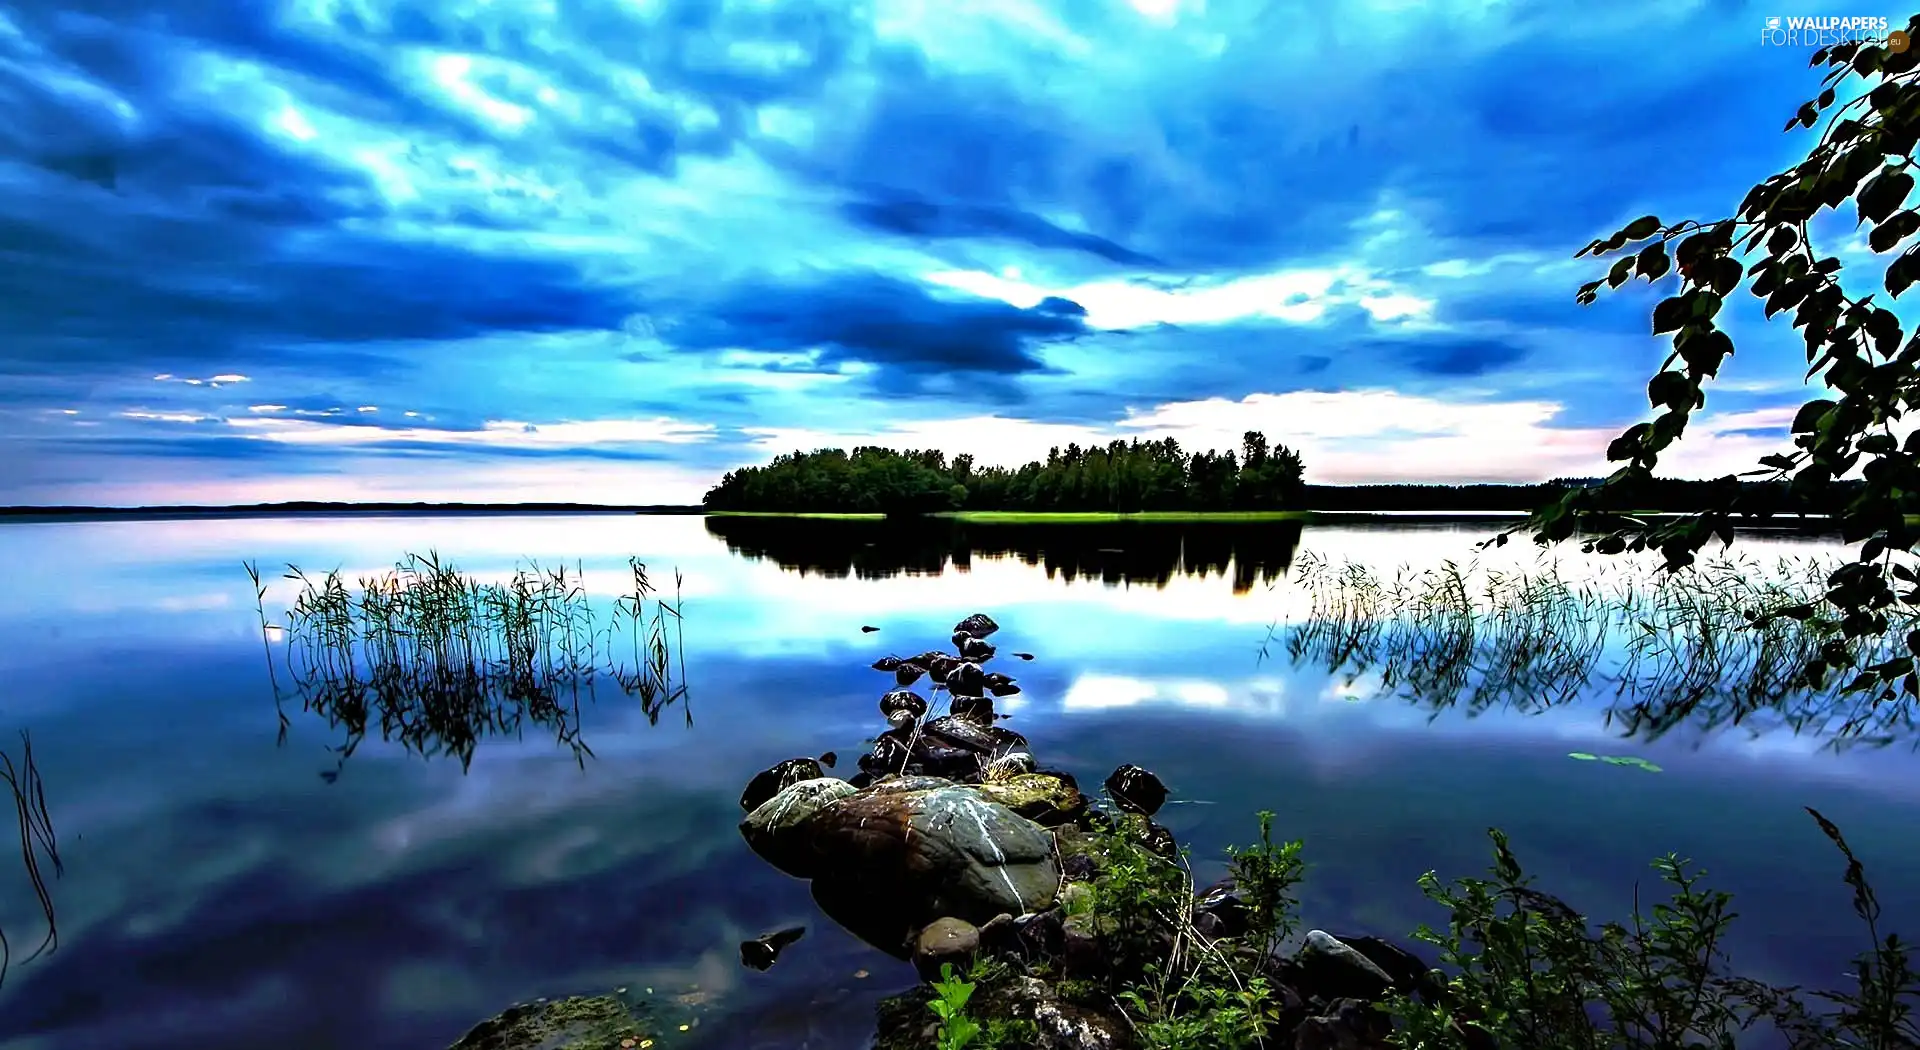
[1765,16,1781,29]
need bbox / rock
[985,751,1037,779]
[977,912,1018,954]
[739,925,805,971]
[872,656,902,671]
[1122,814,1178,860]
[447,993,653,1050]
[1194,876,1252,939]
[923,715,996,753]
[983,672,1021,696]
[847,770,875,789]
[804,782,1060,937]
[954,612,999,638]
[1293,997,1391,1050]
[912,916,981,982]
[923,653,959,684]
[1326,932,1439,998]
[1295,930,1397,1003]
[862,728,914,775]
[879,688,929,727]
[818,750,837,768]
[947,661,986,697]
[1062,913,1104,975]
[1104,764,1169,816]
[1034,996,1134,1050]
[952,630,974,649]
[894,662,927,686]
[740,757,826,811]
[739,777,858,878]
[959,636,997,662]
[950,694,996,725]
[913,741,984,780]
[813,875,920,960]
[1014,909,1064,958]
[985,726,1029,758]
[971,772,1087,827]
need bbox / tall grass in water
[244,553,687,774]
[0,731,60,989]
[1274,550,1920,749]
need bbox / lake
[0,512,1915,1050]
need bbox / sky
[0,0,1904,506]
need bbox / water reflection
[1277,550,1920,751]
[705,514,1304,594]
[248,553,689,777]
[0,514,1914,1050]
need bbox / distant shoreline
[0,503,1849,530]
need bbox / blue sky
[0,0,1897,506]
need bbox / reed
[1274,549,1920,749]
[0,731,60,990]
[243,552,689,774]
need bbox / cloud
[0,0,1861,503]
[662,272,1090,378]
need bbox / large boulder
[739,777,858,878]
[805,779,1059,941]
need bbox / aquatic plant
[1271,549,1920,750]
[0,730,60,990]
[243,552,688,774]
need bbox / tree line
[703,438,1866,517]
[701,433,1306,514]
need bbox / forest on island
[701,433,1306,514]
[700,433,1863,516]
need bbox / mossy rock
[969,773,1087,827]
[448,994,655,1050]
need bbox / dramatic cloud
[0,0,1876,504]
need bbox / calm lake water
[0,513,1915,1050]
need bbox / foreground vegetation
[904,798,1916,1050]
[0,733,59,991]
[244,552,689,774]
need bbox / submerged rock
[740,925,806,971]
[447,993,653,1050]
[740,776,859,878]
[741,757,827,811]
[1103,764,1169,817]
[982,672,1021,696]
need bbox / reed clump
[1273,550,1920,749]
[244,552,688,773]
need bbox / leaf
[1819,86,1836,108]
[1652,296,1690,334]
[1792,399,1838,433]
[1635,242,1670,280]
[1621,215,1661,240]
[1859,170,1915,225]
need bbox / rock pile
[736,613,1436,1050]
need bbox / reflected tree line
[704,513,1307,594]
[244,552,690,780]
[701,433,1307,514]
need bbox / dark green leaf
[1621,215,1661,240]
[1793,399,1838,433]
[1636,242,1670,280]
[1652,296,1689,334]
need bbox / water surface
[0,513,1914,1050]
